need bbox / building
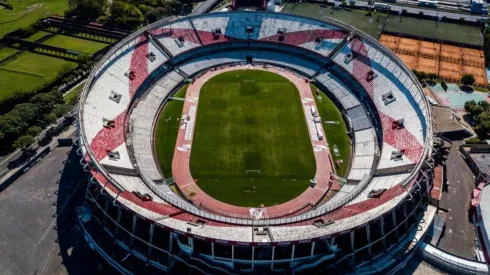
[76,12,435,274]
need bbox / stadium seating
[348,128,376,181]
[207,51,242,65]
[78,13,434,275]
[191,15,231,44]
[130,71,184,180]
[147,40,169,72]
[332,37,425,170]
[82,10,430,231]
[254,51,320,76]
[179,56,214,76]
[153,19,201,56]
[259,14,345,57]
[348,173,410,205]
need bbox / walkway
[171,65,337,219]
[438,139,476,259]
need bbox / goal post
[245,170,261,175]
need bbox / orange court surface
[380,34,487,86]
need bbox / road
[438,139,476,259]
[192,0,222,15]
[0,146,115,275]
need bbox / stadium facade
[75,11,436,274]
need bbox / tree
[411,69,419,78]
[66,0,106,21]
[11,103,38,124]
[461,74,475,86]
[427,73,438,80]
[465,100,482,117]
[30,92,61,114]
[58,64,75,78]
[53,104,71,118]
[145,7,168,23]
[44,113,58,125]
[475,112,490,136]
[27,126,42,137]
[13,135,35,151]
[109,1,144,30]
[138,4,154,15]
[0,114,28,138]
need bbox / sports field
[25,31,51,42]
[155,85,188,177]
[43,35,110,54]
[282,3,387,38]
[0,0,68,38]
[384,15,482,46]
[0,52,76,100]
[189,70,316,206]
[311,84,351,177]
[0,47,18,60]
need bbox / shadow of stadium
[54,145,118,275]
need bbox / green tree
[44,113,58,125]
[66,0,106,21]
[145,7,168,23]
[53,104,71,118]
[427,73,438,80]
[11,103,38,124]
[461,74,475,86]
[109,1,144,30]
[138,4,154,15]
[465,100,482,117]
[30,93,62,114]
[27,126,42,137]
[13,135,35,151]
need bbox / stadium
[75,11,435,274]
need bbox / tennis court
[379,34,487,86]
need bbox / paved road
[0,146,115,275]
[438,139,476,259]
[192,0,222,15]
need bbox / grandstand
[76,12,435,274]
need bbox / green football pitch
[155,70,352,207]
[189,70,316,207]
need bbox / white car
[426,96,439,106]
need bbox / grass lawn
[384,15,482,46]
[155,84,188,177]
[43,35,110,54]
[189,70,316,207]
[282,3,388,38]
[0,51,76,100]
[0,0,68,38]
[311,84,351,177]
[25,31,51,42]
[64,81,84,104]
[0,47,18,60]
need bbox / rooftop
[470,153,490,176]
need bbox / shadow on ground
[55,145,117,275]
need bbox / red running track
[171,65,339,220]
